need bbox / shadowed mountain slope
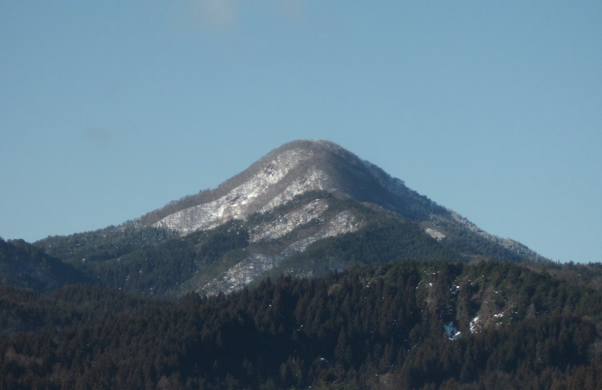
[0,238,88,293]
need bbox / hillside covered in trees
[2,259,602,389]
[0,238,88,293]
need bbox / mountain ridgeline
[32,140,547,297]
[0,238,87,293]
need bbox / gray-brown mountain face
[35,140,546,297]
[139,140,439,231]
[139,140,541,261]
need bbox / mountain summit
[35,140,546,296]
[140,139,540,261]
[140,140,441,234]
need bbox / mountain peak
[139,139,441,234]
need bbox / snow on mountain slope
[250,199,329,242]
[152,148,316,234]
[140,140,541,284]
[148,140,437,235]
[145,139,545,265]
[202,209,359,295]
[258,167,330,213]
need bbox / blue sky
[1,1,601,263]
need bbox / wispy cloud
[266,0,307,22]
[191,0,239,30]
[172,0,308,33]
[84,128,113,147]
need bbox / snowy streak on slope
[152,149,313,234]
[446,210,543,261]
[283,210,357,253]
[259,167,330,212]
[425,228,446,241]
[204,210,359,294]
[250,199,329,242]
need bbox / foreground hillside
[2,260,602,389]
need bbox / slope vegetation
[0,238,87,293]
[1,260,602,389]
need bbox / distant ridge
[0,238,87,292]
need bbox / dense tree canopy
[1,260,602,389]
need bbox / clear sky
[1,1,601,263]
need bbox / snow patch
[425,228,446,241]
[444,322,462,340]
[259,167,330,212]
[204,210,359,294]
[152,149,313,234]
[470,315,481,334]
[250,199,329,242]
[446,209,545,262]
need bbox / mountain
[5,140,602,388]
[138,140,542,262]
[138,139,440,230]
[34,140,547,297]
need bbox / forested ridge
[0,238,87,293]
[2,260,602,389]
